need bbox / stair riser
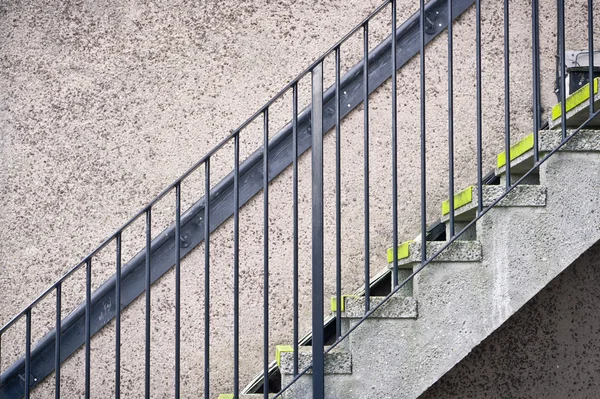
[445,222,477,241]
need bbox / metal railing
[1,0,598,398]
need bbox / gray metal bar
[311,62,325,399]
[476,0,483,214]
[85,259,91,399]
[174,185,181,399]
[115,233,121,399]
[504,0,511,189]
[448,0,455,237]
[145,210,151,399]
[391,0,399,288]
[55,284,61,399]
[420,0,427,262]
[589,0,595,115]
[335,46,342,339]
[363,21,371,313]
[25,311,31,399]
[263,109,269,399]
[292,83,300,374]
[204,160,211,399]
[532,0,540,162]
[233,136,240,395]
[558,0,567,140]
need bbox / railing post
[311,62,325,399]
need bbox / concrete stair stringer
[279,149,600,398]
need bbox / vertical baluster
[391,0,399,288]
[115,233,121,399]
[233,134,240,395]
[420,0,427,262]
[0,332,2,398]
[476,0,483,215]
[292,83,300,375]
[448,0,455,238]
[85,259,91,399]
[532,0,541,162]
[363,22,371,313]
[174,184,181,399]
[504,0,511,188]
[55,283,61,399]
[588,0,595,115]
[311,62,325,399]
[558,0,567,140]
[263,109,270,398]
[24,310,31,399]
[204,160,211,399]
[335,46,342,339]
[145,209,152,399]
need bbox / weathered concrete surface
[279,347,352,375]
[393,240,483,267]
[419,239,600,399]
[342,295,417,319]
[540,129,600,151]
[1,0,599,397]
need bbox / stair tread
[440,185,547,222]
[549,78,600,129]
[496,129,600,175]
[387,240,483,266]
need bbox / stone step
[340,295,418,319]
[495,129,600,178]
[440,185,546,223]
[387,240,483,267]
[549,77,599,129]
[277,346,352,376]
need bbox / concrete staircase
[214,78,600,399]
[267,127,600,398]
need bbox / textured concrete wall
[0,0,598,397]
[419,240,600,399]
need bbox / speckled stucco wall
[0,0,598,397]
[419,240,600,399]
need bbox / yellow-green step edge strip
[276,345,294,368]
[552,77,599,120]
[496,133,535,168]
[441,186,474,216]
[385,240,411,264]
[218,395,234,399]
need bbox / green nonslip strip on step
[552,77,599,120]
[218,395,234,399]
[496,133,534,169]
[276,345,294,368]
[441,186,473,216]
[386,240,411,264]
